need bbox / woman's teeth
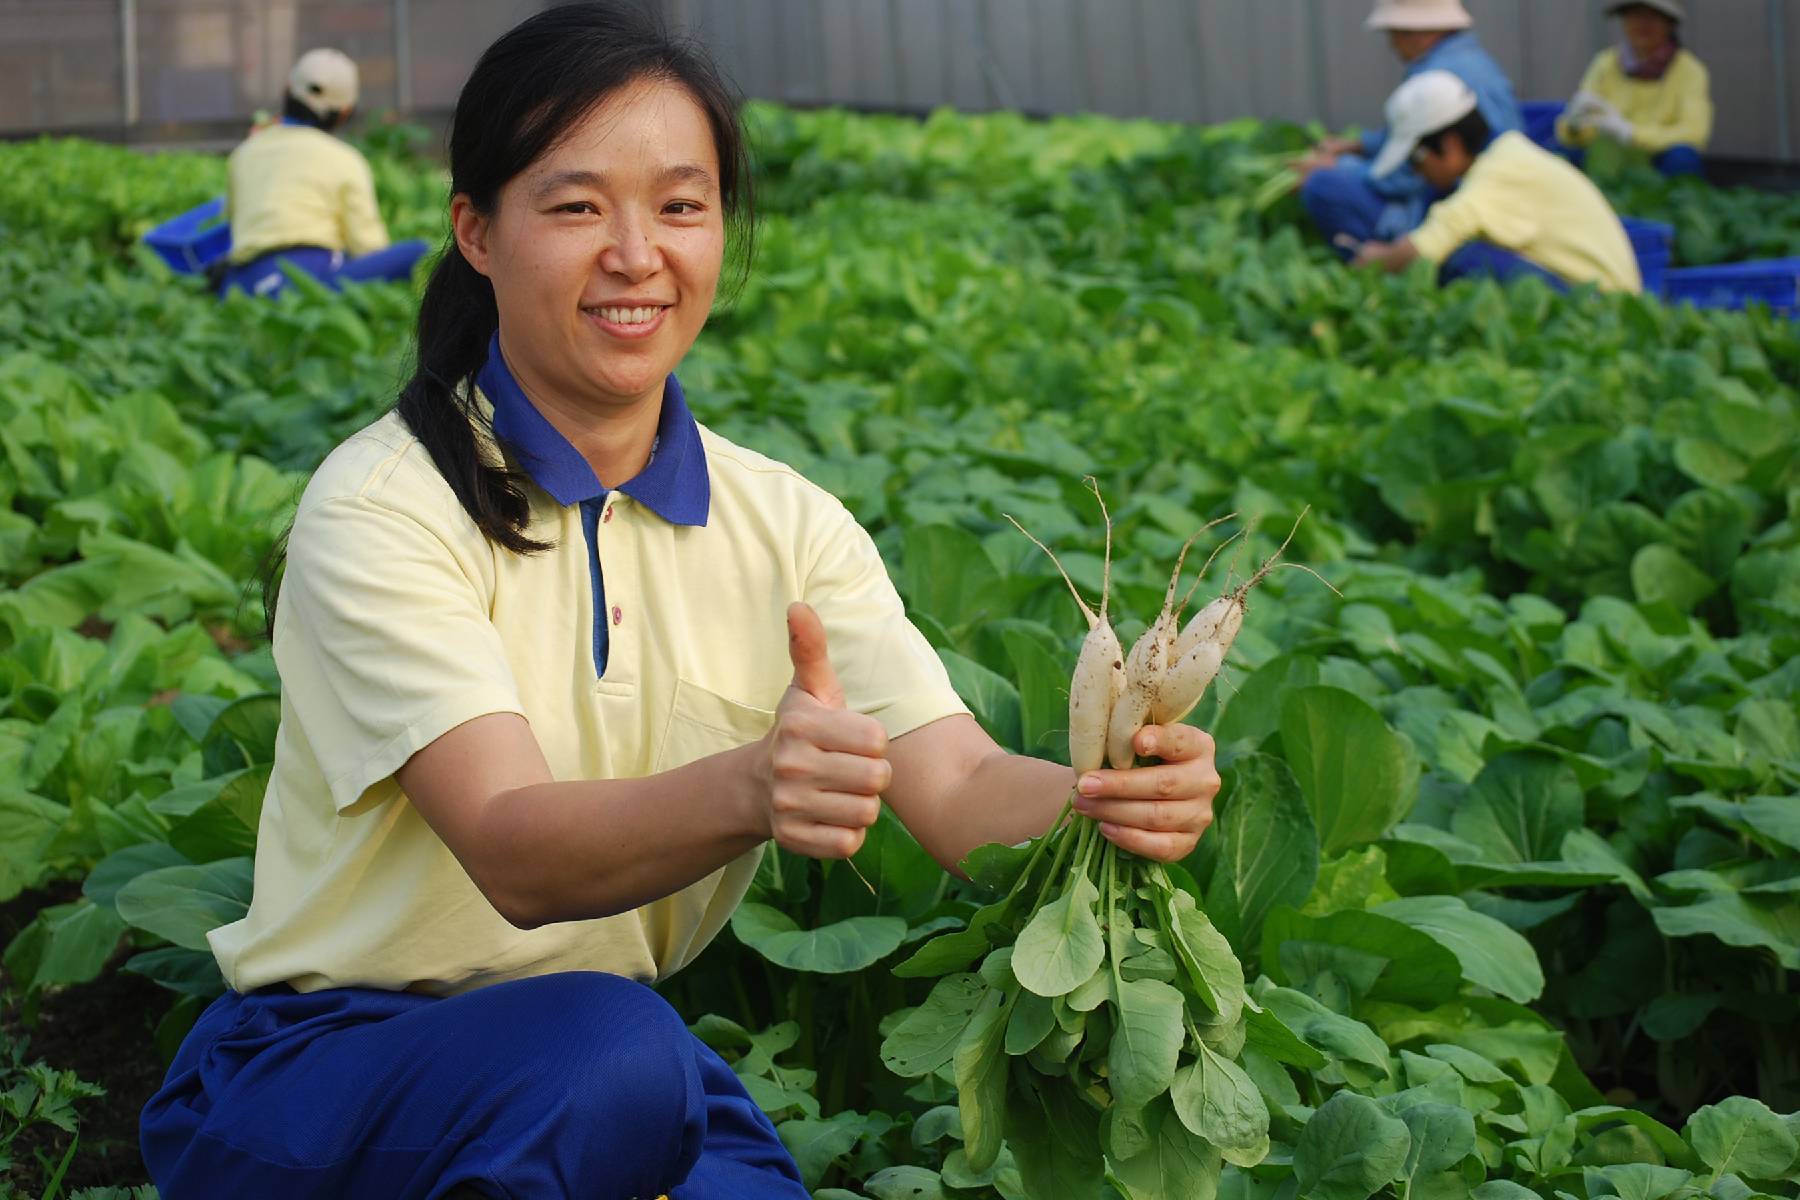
[589,305,662,325]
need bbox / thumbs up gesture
[756,603,893,859]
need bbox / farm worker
[217,48,430,298]
[1296,0,1521,255]
[138,5,1221,1199]
[1351,71,1642,295]
[1556,0,1712,178]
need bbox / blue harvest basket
[1620,217,1674,297]
[1661,257,1800,314]
[143,197,232,275]
[1520,100,1567,152]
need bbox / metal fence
[3,0,1795,164]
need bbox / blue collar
[479,333,710,526]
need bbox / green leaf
[1203,753,1320,949]
[1631,544,1717,611]
[1112,1097,1224,1200]
[955,993,1010,1172]
[863,1165,948,1200]
[0,790,69,901]
[1400,1103,1478,1189]
[1263,906,1463,1006]
[123,945,225,999]
[1109,977,1187,1112]
[1279,687,1415,856]
[1293,1090,1414,1200]
[113,858,253,950]
[776,1110,873,1188]
[1005,1068,1104,1200]
[1683,1097,1799,1181]
[1374,895,1546,1003]
[902,523,1005,636]
[729,903,906,973]
[83,841,190,908]
[1651,893,1800,971]
[1013,872,1105,997]
[939,649,1023,750]
[999,622,1071,760]
[1450,753,1584,865]
[1167,888,1248,1024]
[1005,989,1056,1057]
[1171,1042,1271,1167]
[25,900,126,989]
[881,973,986,1077]
[168,762,271,862]
[1214,654,1321,747]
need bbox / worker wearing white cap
[1297,0,1521,256]
[219,48,430,298]
[1557,1,1712,177]
[1349,71,1641,295]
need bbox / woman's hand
[1071,724,1221,862]
[752,603,893,860]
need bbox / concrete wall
[2,0,1793,163]
[669,0,1797,162]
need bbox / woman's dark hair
[398,0,754,555]
[281,92,345,131]
[1420,109,1493,159]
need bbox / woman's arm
[397,603,891,928]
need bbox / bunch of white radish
[883,481,1323,1200]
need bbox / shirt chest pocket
[653,678,778,772]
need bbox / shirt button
[611,605,623,626]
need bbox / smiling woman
[135,4,1220,1198]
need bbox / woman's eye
[559,202,597,215]
[666,201,702,215]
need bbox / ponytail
[396,246,550,555]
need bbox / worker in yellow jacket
[1556,0,1712,177]
[220,49,430,298]
[1351,71,1642,295]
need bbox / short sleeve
[802,502,968,740]
[1410,151,1538,263]
[277,494,526,811]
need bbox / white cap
[1370,69,1479,178]
[288,48,359,118]
[1366,0,1475,32]
[1609,0,1685,20]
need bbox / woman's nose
[600,212,662,281]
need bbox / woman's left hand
[1072,724,1222,862]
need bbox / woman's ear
[451,194,493,278]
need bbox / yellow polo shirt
[1555,48,1713,154]
[209,359,967,996]
[1410,132,1642,295]
[225,122,390,264]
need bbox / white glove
[1593,109,1635,143]
[1567,90,1608,120]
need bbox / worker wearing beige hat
[1297,0,1521,257]
[219,48,430,298]
[1556,1,1712,177]
[1349,71,1641,295]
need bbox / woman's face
[1620,8,1675,56]
[454,78,726,413]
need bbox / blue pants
[1553,142,1703,178]
[219,239,431,298]
[1300,161,1430,254]
[140,973,809,1200]
[1439,242,1570,292]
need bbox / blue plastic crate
[143,196,232,275]
[1520,100,1566,152]
[1620,217,1674,295]
[1661,257,1800,314]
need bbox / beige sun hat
[1608,0,1685,20]
[288,48,360,118]
[1369,70,1479,178]
[1365,0,1475,32]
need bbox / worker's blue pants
[218,239,431,298]
[140,972,809,1200]
[1300,162,1430,254]
[1438,242,1571,292]
[1554,142,1704,178]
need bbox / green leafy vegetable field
[0,105,1796,1199]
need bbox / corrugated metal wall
[2,0,1794,163]
[667,0,1798,163]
